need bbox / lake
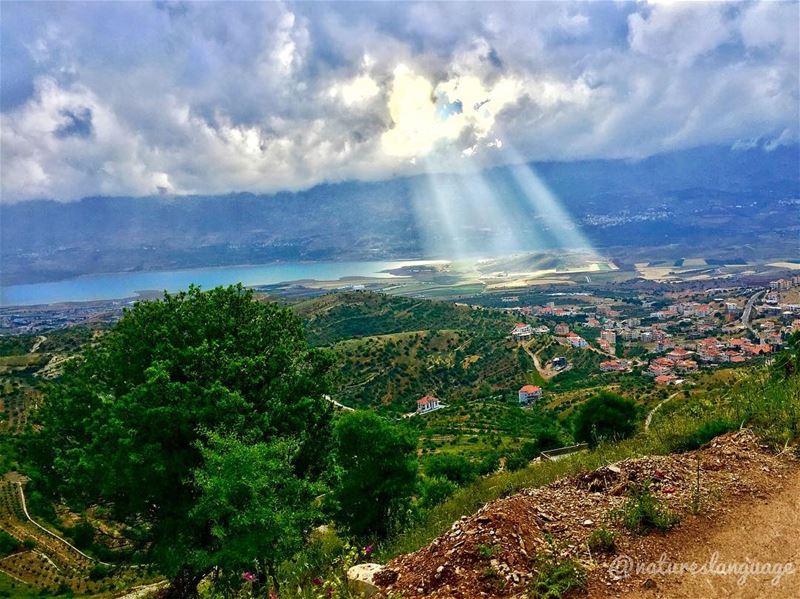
[0,260,438,306]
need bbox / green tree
[190,434,322,593]
[331,411,417,538]
[424,453,476,485]
[27,285,334,597]
[574,391,638,447]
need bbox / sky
[0,0,798,203]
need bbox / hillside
[296,292,537,411]
[371,430,799,598]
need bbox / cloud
[0,0,797,202]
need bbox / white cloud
[0,0,796,202]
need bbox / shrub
[530,553,587,599]
[614,483,678,534]
[587,527,616,554]
[574,391,638,447]
[417,476,457,510]
[476,543,495,559]
[0,530,19,556]
[67,519,95,549]
[505,450,530,472]
[667,418,737,453]
[88,563,111,581]
[424,454,477,486]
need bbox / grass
[613,483,678,534]
[586,527,616,554]
[530,553,587,599]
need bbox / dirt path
[30,335,47,353]
[614,467,800,599]
[644,391,680,432]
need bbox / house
[600,359,630,372]
[566,333,588,348]
[667,348,691,361]
[600,330,617,345]
[675,359,698,372]
[551,356,568,370]
[518,385,542,405]
[416,395,441,414]
[655,374,678,385]
[554,323,570,336]
[511,323,533,342]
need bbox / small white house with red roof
[511,323,533,342]
[518,385,542,405]
[416,395,441,414]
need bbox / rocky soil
[375,431,798,598]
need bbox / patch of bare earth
[376,431,799,598]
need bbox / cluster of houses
[694,337,773,363]
[599,359,631,372]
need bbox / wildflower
[242,571,256,582]
[312,577,324,586]
[363,545,373,557]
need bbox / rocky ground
[373,431,798,598]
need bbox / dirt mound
[377,431,797,598]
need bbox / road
[741,289,765,333]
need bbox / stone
[347,563,384,597]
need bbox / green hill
[294,292,539,411]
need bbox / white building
[518,385,542,405]
[416,395,441,414]
[511,323,533,342]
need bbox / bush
[418,476,457,510]
[587,527,616,554]
[476,452,501,476]
[667,418,738,453]
[424,454,477,486]
[505,450,530,472]
[0,530,19,556]
[67,519,95,549]
[615,483,678,534]
[530,553,587,599]
[574,392,638,447]
[88,563,111,581]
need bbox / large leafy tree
[27,285,334,597]
[331,411,417,539]
[190,433,322,593]
[574,391,638,447]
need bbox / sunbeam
[500,145,598,256]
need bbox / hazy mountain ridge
[2,145,798,286]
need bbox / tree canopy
[27,285,334,596]
[574,391,638,447]
[331,410,418,539]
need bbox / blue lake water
[0,260,434,306]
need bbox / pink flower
[363,545,373,557]
[242,571,256,582]
[312,577,324,586]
